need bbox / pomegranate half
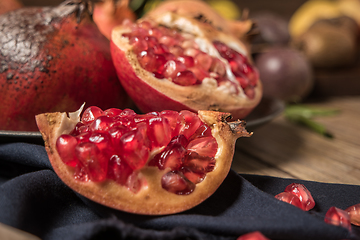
[36,105,252,215]
[110,2,262,120]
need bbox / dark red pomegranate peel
[36,105,252,215]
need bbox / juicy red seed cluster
[121,20,258,98]
[275,183,315,211]
[56,106,218,195]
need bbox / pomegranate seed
[138,21,152,30]
[75,142,108,182]
[187,136,218,157]
[159,35,177,45]
[237,231,270,240]
[324,207,352,231]
[109,125,130,150]
[275,192,303,209]
[153,43,169,54]
[184,47,200,57]
[74,164,89,182]
[163,52,176,61]
[169,45,184,56]
[144,36,158,48]
[181,167,205,184]
[56,134,79,167]
[88,132,113,155]
[194,52,213,71]
[152,54,167,75]
[210,58,226,77]
[150,142,186,170]
[179,110,203,139]
[149,27,163,39]
[236,75,250,89]
[284,183,315,211]
[159,110,184,138]
[184,152,215,173]
[188,123,212,140]
[161,170,195,195]
[130,36,148,55]
[119,125,150,170]
[177,55,195,68]
[81,106,103,124]
[107,155,133,185]
[71,122,88,135]
[89,115,113,132]
[345,203,360,226]
[103,108,123,117]
[126,171,143,193]
[76,131,92,143]
[163,60,187,79]
[173,70,197,86]
[137,50,154,69]
[147,117,172,148]
[189,67,210,81]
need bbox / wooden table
[232,96,360,185]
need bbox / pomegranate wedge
[36,105,252,215]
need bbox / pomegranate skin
[0,0,22,15]
[0,1,129,131]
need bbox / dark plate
[0,97,284,145]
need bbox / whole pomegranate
[0,0,22,15]
[0,0,129,131]
[36,105,252,215]
[254,47,313,102]
[110,0,262,120]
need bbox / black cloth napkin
[0,142,359,240]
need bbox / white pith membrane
[36,105,251,215]
[111,12,262,119]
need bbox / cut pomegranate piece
[36,105,252,215]
[275,192,303,209]
[324,207,352,231]
[237,231,270,240]
[345,203,360,226]
[110,4,262,120]
[284,183,315,211]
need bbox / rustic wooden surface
[232,96,360,185]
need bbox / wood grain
[232,96,360,185]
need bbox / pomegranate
[0,0,22,15]
[0,0,129,131]
[110,1,262,120]
[93,0,136,40]
[35,105,252,215]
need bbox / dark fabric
[0,143,359,240]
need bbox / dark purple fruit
[254,47,313,102]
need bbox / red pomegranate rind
[110,10,262,120]
[36,107,252,215]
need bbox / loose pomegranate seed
[75,142,108,182]
[81,106,103,124]
[56,134,78,167]
[324,207,352,231]
[345,203,360,226]
[284,183,315,211]
[275,192,303,209]
[237,231,270,240]
[161,170,195,195]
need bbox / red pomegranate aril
[109,125,130,148]
[179,110,203,139]
[138,50,154,70]
[147,117,172,148]
[237,231,270,240]
[161,170,195,195]
[76,131,92,143]
[126,171,143,193]
[173,70,197,86]
[130,36,148,55]
[149,27,163,39]
[151,143,186,170]
[195,52,213,71]
[169,45,184,56]
[56,134,79,167]
[163,52,176,61]
[89,115,113,132]
[210,58,226,77]
[152,54,167,74]
[153,43,169,54]
[104,108,123,117]
[159,35,177,45]
[163,60,187,79]
[345,203,360,226]
[107,154,133,185]
[187,136,218,157]
[119,125,150,170]
[71,122,88,135]
[184,152,216,173]
[75,142,108,182]
[88,132,113,154]
[177,55,195,68]
[275,192,303,209]
[81,106,104,124]
[181,167,205,184]
[189,67,210,82]
[188,123,212,141]
[284,183,315,211]
[159,110,183,138]
[184,47,200,57]
[138,20,152,30]
[324,207,352,231]
[144,36,158,48]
